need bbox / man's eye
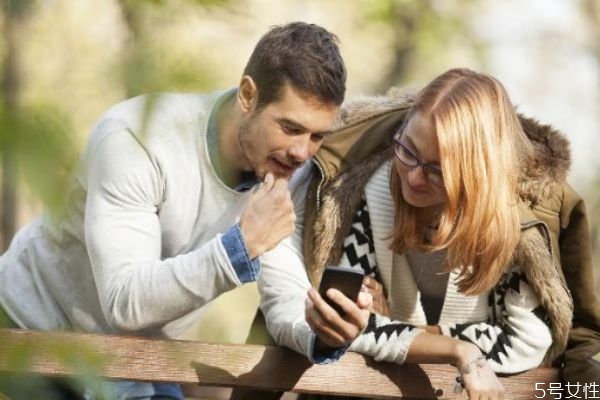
[282,125,302,134]
[312,133,325,141]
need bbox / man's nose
[289,135,317,163]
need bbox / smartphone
[318,266,365,316]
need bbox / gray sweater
[0,90,260,338]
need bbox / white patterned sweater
[259,160,553,374]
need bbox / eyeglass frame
[392,132,445,188]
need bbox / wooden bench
[0,328,560,399]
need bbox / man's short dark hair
[243,22,346,108]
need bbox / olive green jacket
[301,92,599,382]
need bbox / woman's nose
[407,165,428,186]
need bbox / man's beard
[238,115,304,180]
[238,116,264,180]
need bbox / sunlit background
[1,0,599,398]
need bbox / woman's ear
[238,75,258,113]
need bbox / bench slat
[0,329,560,399]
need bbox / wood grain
[0,329,560,399]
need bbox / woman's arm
[356,267,552,374]
[438,268,553,374]
[349,313,504,399]
[405,331,504,399]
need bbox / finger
[270,176,289,193]
[363,277,383,298]
[306,307,347,345]
[310,288,366,338]
[305,290,349,346]
[325,288,359,314]
[307,288,336,314]
[334,296,369,331]
[305,295,314,310]
[262,172,275,190]
[464,385,481,400]
[356,291,373,309]
[308,288,347,325]
[362,276,376,289]
[305,295,322,328]
[308,323,347,347]
[323,289,369,333]
[265,179,293,210]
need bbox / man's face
[238,83,339,180]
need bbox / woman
[258,68,573,400]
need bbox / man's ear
[238,75,258,113]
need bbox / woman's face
[394,112,448,208]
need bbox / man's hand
[305,287,372,348]
[239,173,296,259]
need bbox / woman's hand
[455,342,505,400]
[362,276,390,316]
[419,325,442,334]
[305,287,372,348]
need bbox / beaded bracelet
[454,354,487,394]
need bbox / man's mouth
[270,158,296,176]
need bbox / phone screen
[318,266,364,315]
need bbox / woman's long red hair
[390,68,533,294]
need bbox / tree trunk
[373,1,419,93]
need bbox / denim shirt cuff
[221,223,260,283]
[308,333,349,364]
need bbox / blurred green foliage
[0,332,111,399]
[1,0,34,17]
[0,1,234,397]
[120,39,218,96]
[362,0,481,91]
[117,0,228,96]
[0,105,77,215]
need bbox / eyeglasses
[393,133,445,188]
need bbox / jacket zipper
[313,160,326,214]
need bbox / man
[0,21,346,399]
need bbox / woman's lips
[407,184,429,195]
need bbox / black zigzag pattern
[449,322,517,364]
[494,270,552,325]
[478,269,553,366]
[532,305,552,328]
[342,198,378,276]
[485,323,517,364]
[495,271,526,306]
[364,313,417,341]
[475,327,493,341]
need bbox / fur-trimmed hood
[303,91,574,366]
[326,90,572,205]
